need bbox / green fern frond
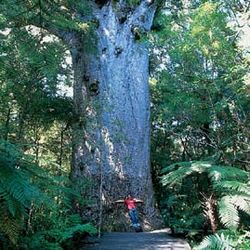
[39,223,96,244]
[214,181,250,196]
[217,194,250,230]
[162,161,249,191]
[59,223,96,242]
[161,161,192,174]
[161,161,212,186]
[0,139,53,243]
[218,196,239,229]
[209,166,248,182]
[161,165,193,186]
[229,195,250,214]
[0,211,21,245]
[194,233,234,250]
[67,214,82,226]
[162,160,250,233]
[0,168,42,215]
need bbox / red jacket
[124,198,136,209]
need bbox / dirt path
[81,229,191,250]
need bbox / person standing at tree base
[115,194,144,228]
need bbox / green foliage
[161,161,250,230]
[0,140,44,244]
[218,195,250,229]
[0,139,96,248]
[0,1,96,248]
[0,0,92,32]
[22,222,96,250]
[150,0,249,170]
[150,3,250,248]
[161,162,249,187]
[0,9,74,170]
[194,232,234,250]
[194,229,250,250]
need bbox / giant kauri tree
[1,0,163,230]
[69,0,162,229]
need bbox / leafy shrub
[0,140,96,248]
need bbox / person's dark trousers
[128,208,139,224]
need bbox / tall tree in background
[1,0,163,229]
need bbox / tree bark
[70,1,162,231]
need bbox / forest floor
[80,229,191,250]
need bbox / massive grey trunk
[70,1,162,230]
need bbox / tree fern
[218,196,240,229]
[0,139,96,247]
[209,166,249,182]
[218,195,250,229]
[229,195,250,214]
[0,140,50,243]
[46,223,96,243]
[0,145,43,215]
[161,161,212,186]
[0,212,21,245]
[214,181,250,196]
[161,160,250,230]
[194,233,234,250]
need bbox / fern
[161,160,250,230]
[218,196,239,229]
[214,181,250,196]
[194,233,234,250]
[0,212,21,245]
[218,195,250,230]
[209,166,249,182]
[229,195,250,214]
[46,223,96,243]
[0,155,43,214]
[21,233,63,250]
[161,161,212,186]
[22,217,96,249]
[0,140,51,244]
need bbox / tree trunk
[70,1,162,231]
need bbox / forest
[0,0,249,249]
